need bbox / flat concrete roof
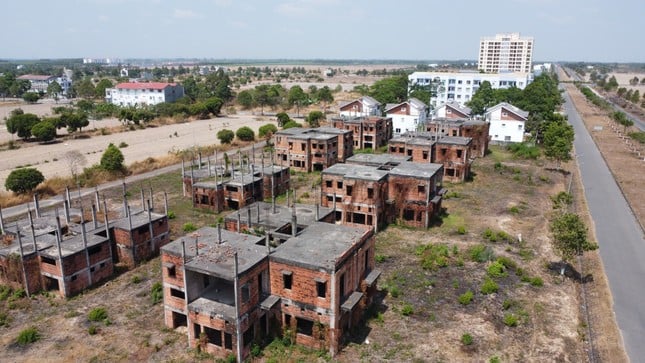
[226,174,262,187]
[193,181,223,189]
[271,222,371,272]
[111,209,166,231]
[436,136,472,146]
[345,153,411,166]
[406,138,435,147]
[257,165,289,176]
[224,202,333,232]
[40,231,110,259]
[323,163,389,182]
[390,162,443,179]
[163,226,266,279]
[315,127,351,135]
[0,233,55,257]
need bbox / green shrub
[88,324,98,335]
[458,290,474,305]
[490,356,501,363]
[88,307,108,322]
[480,278,499,295]
[0,312,9,327]
[507,142,540,159]
[502,299,516,310]
[443,191,461,199]
[167,211,176,219]
[131,275,142,284]
[182,222,197,232]
[17,327,40,345]
[236,126,255,141]
[0,285,12,301]
[5,168,45,194]
[529,277,544,287]
[375,254,387,263]
[217,129,235,144]
[461,333,473,345]
[487,261,508,278]
[503,313,519,327]
[495,256,517,270]
[401,303,414,316]
[100,143,125,172]
[416,243,451,271]
[456,226,467,235]
[388,286,401,298]
[258,123,278,138]
[468,244,495,262]
[282,120,302,129]
[151,282,163,305]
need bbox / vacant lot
[0,145,598,362]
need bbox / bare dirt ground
[0,114,278,191]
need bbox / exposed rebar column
[122,180,127,197]
[149,186,154,211]
[194,233,199,256]
[252,144,256,167]
[198,152,202,170]
[237,212,241,232]
[333,192,337,211]
[95,188,100,212]
[140,186,145,211]
[16,224,30,297]
[81,218,92,286]
[271,172,276,214]
[261,152,265,169]
[65,186,71,208]
[256,203,260,224]
[147,200,155,253]
[33,193,41,218]
[123,192,128,218]
[217,223,222,244]
[316,203,320,221]
[164,192,169,216]
[265,233,270,254]
[286,188,290,207]
[247,207,252,230]
[291,205,297,237]
[102,199,112,262]
[0,205,5,233]
[127,206,134,264]
[233,252,242,363]
[292,189,296,207]
[28,209,37,251]
[63,200,71,223]
[91,204,98,230]
[55,210,66,296]
[180,239,190,346]
[207,156,211,177]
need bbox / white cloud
[173,9,200,19]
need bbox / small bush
[182,222,197,232]
[468,244,495,262]
[88,325,98,335]
[401,303,414,316]
[389,286,401,298]
[529,277,544,287]
[490,356,501,363]
[458,290,474,305]
[456,226,467,235]
[502,299,516,310]
[487,261,507,278]
[118,141,129,148]
[375,254,387,263]
[480,278,499,295]
[88,307,108,322]
[217,129,235,144]
[236,126,255,141]
[258,123,278,138]
[0,312,9,327]
[461,333,473,345]
[496,256,517,270]
[503,313,519,327]
[0,285,12,300]
[444,191,461,199]
[151,282,163,305]
[507,142,540,159]
[131,275,142,284]
[167,211,176,219]
[17,327,40,345]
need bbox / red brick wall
[434,142,471,182]
[193,187,225,213]
[269,261,332,310]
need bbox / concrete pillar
[0,205,4,233]
[127,206,134,264]
[271,172,276,214]
[181,240,190,347]
[91,204,98,230]
[207,156,211,177]
[103,199,113,263]
[95,188,100,212]
[64,200,71,223]
[233,252,242,363]
[81,220,92,286]
[291,205,297,237]
[65,186,71,208]
[28,209,37,251]
[217,223,222,244]
[247,208,252,230]
[149,187,154,211]
[140,187,145,211]
[55,210,66,296]
[164,192,169,216]
[147,200,155,253]
[198,152,202,170]
[194,234,199,256]
[33,193,41,218]
[181,159,186,197]
[265,233,270,254]
[237,213,241,232]
[256,203,260,224]
[16,224,30,297]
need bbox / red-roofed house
[105,82,185,106]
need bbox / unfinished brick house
[434,136,473,183]
[426,118,489,157]
[330,116,393,151]
[274,127,353,172]
[111,207,170,269]
[321,155,444,230]
[162,203,380,361]
[388,133,436,162]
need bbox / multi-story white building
[105,82,185,106]
[478,33,534,74]
[17,72,73,96]
[408,71,531,108]
[385,98,427,135]
[485,102,528,143]
[338,96,381,118]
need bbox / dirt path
[0,115,276,191]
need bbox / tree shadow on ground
[547,261,594,283]
[544,167,571,176]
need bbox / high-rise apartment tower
[478,33,533,73]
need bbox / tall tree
[368,75,408,104]
[100,143,125,172]
[317,86,334,113]
[543,117,574,170]
[237,90,255,109]
[5,168,44,194]
[466,81,496,115]
[287,85,307,117]
[94,79,113,99]
[47,81,63,103]
[550,212,597,264]
[6,112,40,139]
[74,78,96,99]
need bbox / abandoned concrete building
[388,132,473,183]
[274,127,353,172]
[0,188,170,297]
[162,202,379,361]
[321,154,444,230]
[426,118,490,158]
[330,116,393,151]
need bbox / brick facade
[331,117,393,151]
[274,128,353,172]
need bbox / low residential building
[105,82,185,106]
[434,101,472,119]
[274,128,353,172]
[485,102,528,143]
[426,119,489,158]
[17,73,73,95]
[321,155,444,230]
[408,71,531,108]
[162,204,380,361]
[385,98,427,135]
[330,116,393,151]
[338,96,381,118]
[434,137,473,183]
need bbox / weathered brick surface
[434,141,472,183]
[193,186,225,212]
[331,117,393,150]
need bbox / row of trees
[616,87,643,106]
[5,108,89,141]
[237,84,335,116]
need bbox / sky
[1,0,643,62]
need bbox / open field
[0,146,599,362]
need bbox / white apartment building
[105,82,185,106]
[478,33,534,74]
[408,71,531,108]
[385,98,427,135]
[17,72,73,96]
[485,102,528,143]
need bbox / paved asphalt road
[562,86,645,362]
